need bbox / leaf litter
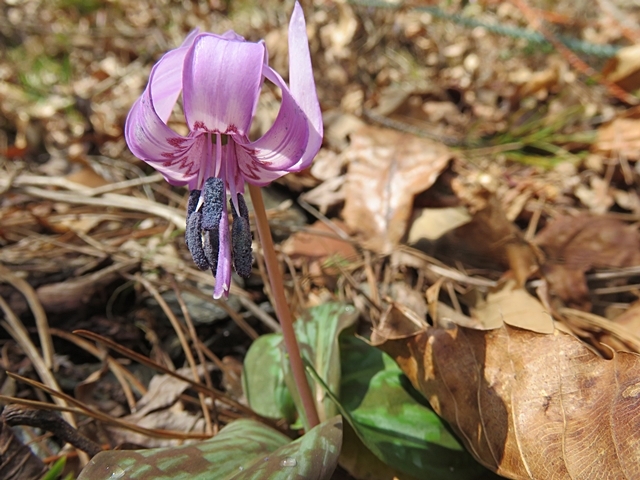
[2,0,640,478]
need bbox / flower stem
[248,184,320,429]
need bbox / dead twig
[2,404,102,458]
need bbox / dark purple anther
[230,194,253,278]
[185,211,209,270]
[187,189,201,217]
[201,178,225,231]
[203,229,219,272]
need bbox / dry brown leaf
[595,116,640,160]
[106,366,210,447]
[373,304,640,479]
[535,214,640,309]
[35,261,139,314]
[612,300,640,333]
[132,365,210,419]
[65,166,110,188]
[343,126,452,253]
[407,206,471,243]
[281,219,356,262]
[470,280,554,333]
[429,192,537,286]
[602,44,640,92]
[514,62,560,99]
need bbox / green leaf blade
[77,419,290,480]
[340,336,484,479]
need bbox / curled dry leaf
[0,416,47,480]
[373,304,640,479]
[427,191,537,287]
[342,126,452,253]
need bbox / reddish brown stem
[248,184,320,429]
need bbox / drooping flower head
[125,2,322,298]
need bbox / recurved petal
[287,2,323,169]
[150,29,200,122]
[125,92,204,187]
[238,66,310,173]
[182,34,265,136]
[231,141,290,187]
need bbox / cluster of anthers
[185,178,252,283]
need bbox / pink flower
[125,2,322,298]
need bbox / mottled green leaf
[340,335,486,479]
[78,417,342,480]
[77,419,289,480]
[285,303,358,428]
[243,302,357,430]
[245,302,485,479]
[340,420,421,480]
[243,333,295,422]
[231,416,342,480]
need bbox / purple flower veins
[125,2,322,298]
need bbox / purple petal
[287,2,323,169]
[151,29,200,122]
[213,201,232,299]
[125,32,207,188]
[230,140,288,187]
[183,34,265,136]
[234,66,310,174]
[125,91,205,187]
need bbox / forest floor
[1,0,640,478]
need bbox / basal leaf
[231,416,342,480]
[286,303,358,426]
[243,333,295,422]
[340,335,485,479]
[78,417,342,480]
[243,302,357,429]
[77,419,290,480]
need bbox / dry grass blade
[6,184,185,228]
[0,395,96,417]
[237,295,281,332]
[0,296,74,428]
[72,330,261,420]
[0,264,54,369]
[50,328,145,412]
[560,308,640,354]
[134,274,214,435]
[6,373,210,441]
[169,277,217,434]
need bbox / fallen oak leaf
[372,304,640,479]
[342,126,452,253]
